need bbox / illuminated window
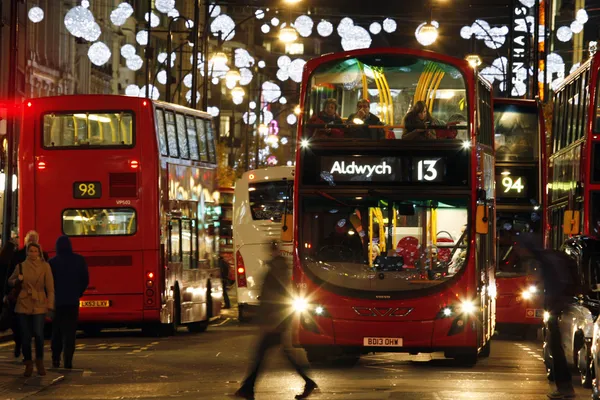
[43,112,134,148]
[62,208,136,236]
[285,43,304,55]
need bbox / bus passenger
[307,98,344,139]
[401,101,437,140]
[346,99,385,139]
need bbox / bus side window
[205,119,216,162]
[195,117,209,162]
[175,113,189,159]
[165,111,179,158]
[181,219,193,269]
[169,219,181,262]
[155,109,168,156]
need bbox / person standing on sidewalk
[234,241,317,400]
[49,236,88,369]
[7,243,54,377]
[517,234,579,399]
[218,255,231,309]
[6,231,47,360]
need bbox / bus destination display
[495,175,527,198]
[319,156,445,183]
[73,181,102,199]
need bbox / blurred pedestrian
[0,240,17,311]
[49,236,89,369]
[234,241,317,400]
[218,255,231,309]
[517,234,579,399]
[7,243,54,377]
[7,230,49,359]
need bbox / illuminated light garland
[294,15,314,37]
[276,69,289,81]
[210,5,221,18]
[255,10,265,20]
[382,18,397,33]
[235,48,255,68]
[83,22,102,42]
[239,68,253,86]
[207,106,220,117]
[258,60,266,68]
[120,44,137,59]
[126,55,144,71]
[262,82,282,103]
[317,20,333,37]
[369,22,382,35]
[341,26,372,51]
[287,114,297,125]
[249,101,256,110]
[64,6,95,38]
[556,26,573,42]
[186,90,200,104]
[243,111,257,124]
[183,73,193,88]
[157,52,176,67]
[125,84,140,97]
[277,55,292,69]
[288,59,306,83]
[337,17,354,36]
[155,0,175,14]
[139,85,160,100]
[518,0,535,7]
[263,109,274,124]
[157,70,167,85]
[88,42,111,66]
[279,97,287,105]
[28,7,44,23]
[271,17,280,27]
[144,12,160,28]
[110,3,134,26]
[261,24,271,34]
[136,30,149,46]
[576,9,588,24]
[281,137,289,145]
[211,14,236,41]
[232,96,244,105]
[168,9,179,18]
[570,20,584,34]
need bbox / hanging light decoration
[111,2,134,26]
[556,26,573,42]
[158,52,176,67]
[88,42,112,66]
[255,10,265,20]
[258,60,266,68]
[281,137,289,145]
[369,22,382,35]
[225,70,242,84]
[207,106,220,117]
[287,114,297,125]
[155,0,176,14]
[139,85,160,100]
[279,97,287,105]
[279,26,298,43]
[120,44,137,59]
[144,12,160,28]
[288,59,306,83]
[262,82,282,103]
[317,20,333,37]
[210,5,221,18]
[415,22,439,46]
[570,20,584,34]
[258,124,269,135]
[126,55,144,71]
[341,26,372,51]
[64,6,96,38]
[157,70,167,85]
[28,7,44,23]
[168,9,180,18]
[271,17,280,27]
[183,73,193,88]
[83,22,102,42]
[576,9,588,24]
[136,30,149,46]
[261,24,271,34]
[231,87,245,98]
[294,15,314,37]
[239,68,253,86]
[125,84,140,97]
[383,18,397,33]
[210,52,228,66]
[243,111,257,124]
[211,14,236,41]
[234,49,255,68]
[186,90,200,104]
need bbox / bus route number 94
[73,181,102,199]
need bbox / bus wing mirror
[563,210,580,235]
[281,214,293,242]
[476,205,488,235]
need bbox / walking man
[218,255,231,309]
[49,236,89,369]
[517,234,577,399]
[234,241,317,400]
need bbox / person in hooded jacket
[234,241,317,400]
[307,98,344,139]
[8,243,54,377]
[49,236,89,369]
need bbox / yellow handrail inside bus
[392,208,397,254]
[127,213,136,235]
[369,208,373,267]
[378,69,394,124]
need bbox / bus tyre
[479,340,491,358]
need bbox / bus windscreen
[303,55,468,141]
[493,103,539,161]
[249,181,293,222]
[300,196,469,292]
[43,112,134,148]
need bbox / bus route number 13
[73,181,102,199]
[416,159,443,182]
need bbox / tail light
[236,250,247,288]
[145,271,156,307]
[37,161,46,170]
[130,160,139,169]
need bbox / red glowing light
[130,160,139,169]
[143,101,148,106]
[248,173,255,180]
[27,102,32,108]
[37,161,46,170]
[237,267,245,274]
[147,272,154,279]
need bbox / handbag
[6,264,23,305]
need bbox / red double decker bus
[292,48,496,365]
[18,95,222,334]
[546,53,600,245]
[493,98,547,338]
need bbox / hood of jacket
[55,235,73,255]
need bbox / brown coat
[8,258,54,315]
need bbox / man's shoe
[547,390,576,399]
[295,380,318,399]
[233,387,254,400]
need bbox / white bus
[233,166,294,321]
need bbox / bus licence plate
[363,337,403,347]
[80,300,110,308]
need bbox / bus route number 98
[73,181,102,199]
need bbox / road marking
[213,318,231,327]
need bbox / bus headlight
[460,300,476,315]
[543,311,550,323]
[315,306,325,316]
[521,285,538,300]
[528,285,537,294]
[292,297,309,313]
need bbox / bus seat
[396,236,419,267]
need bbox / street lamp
[465,54,482,69]
[279,26,298,43]
[210,51,228,66]
[225,70,241,84]
[231,86,245,98]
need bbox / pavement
[0,350,64,400]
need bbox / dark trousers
[241,331,311,391]
[548,313,573,390]
[222,278,231,309]
[51,305,79,367]
[19,313,45,361]
[11,306,21,355]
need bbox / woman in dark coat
[307,98,344,139]
[402,101,437,140]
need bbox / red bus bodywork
[292,48,496,362]
[493,98,546,333]
[18,96,221,331]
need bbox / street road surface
[0,318,590,399]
